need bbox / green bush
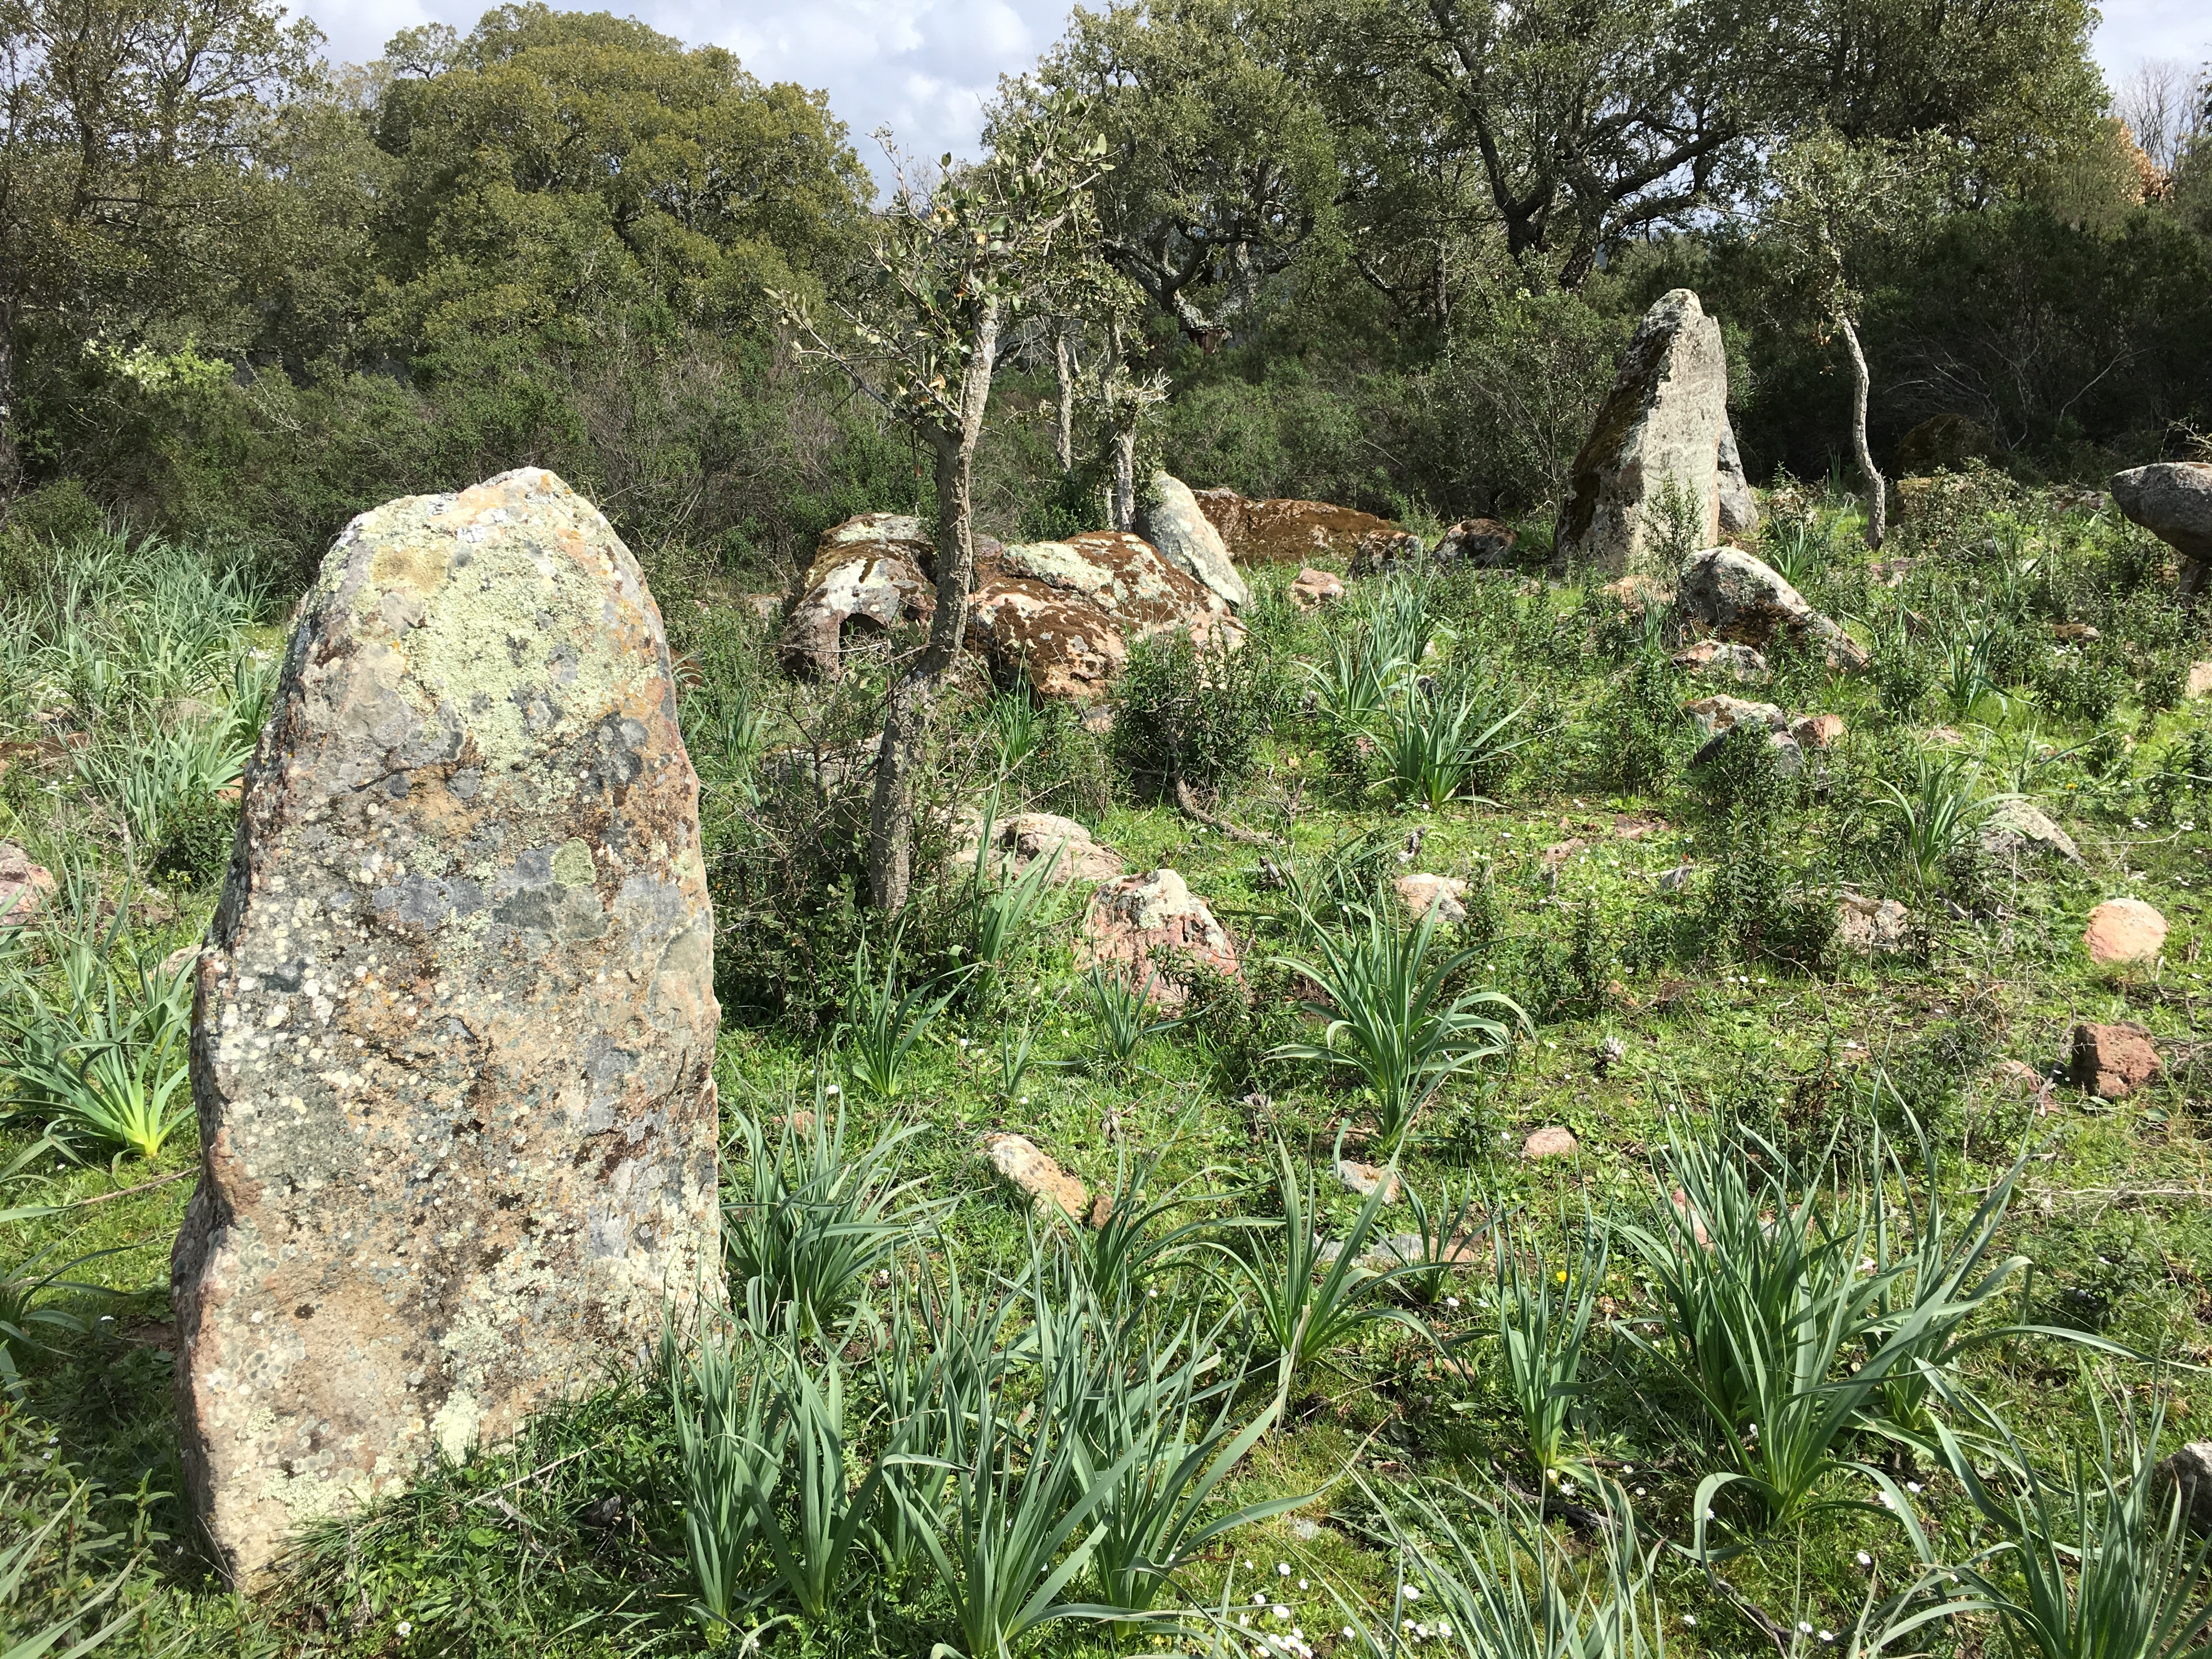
[1109,625,1284,805]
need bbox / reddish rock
[1791,713,1846,748]
[2069,1022,2162,1099]
[0,842,55,924]
[1077,868,1240,1007]
[779,514,938,678]
[1433,518,1519,567]
[1523,1126,1579,1159]
[1288,567,1347,609]
[980,1134,1087,1220]
[2083,898,2166,966]
[1087,1191,1116,1230]
[1193,489,1421,568]
[968,532,1240,704]
[1393,872,1468,923]
[1542,839,1586,865]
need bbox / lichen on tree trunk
[1840,314,1886,550]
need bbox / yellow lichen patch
[552,839,596,887]
[367,538,453,608]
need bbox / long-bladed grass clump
[1474,1215,1605,1477]
[1211,1135,1429,1423]
[1914,1393,2212,1659]
[723,1086,940,1335]
[1271,891,1526,1146]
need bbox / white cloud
[2091,0,2210,78]
[297,0,2204,176]
[298,0,1079,174]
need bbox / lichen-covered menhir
[171,469,721,1585]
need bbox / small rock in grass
[1978,800,2081,866]
[1656,864,1696,893]
[1790,713,1846,748]
[1079,868,1241,1008]
[1672,639,1769,680]
[1542,838,1586,865]
[952,808,1124,883]
[1523,1126,1579,1159]
[2153,1442,2212,1531]
[1434,518,1519,566]
[1288,567,1347,608]
[1393,872,1468,923]
[1836,896,1911,953]
[1087,1191,1116,1231]
[980,1133,1087,1220]
[2052,620,2100,642]
[2083,898,2166,966]
[2187,661,2212,699]
[2069,1022,2162,1100]
[1612,817,1666,839]
[1990,1059,2051,1097]
[1288,1516,1324,1543]
[1683,694,1788,736]
[1334,1159,1403,1203]
[0,842,55,924]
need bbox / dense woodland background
[2,0,2208,593]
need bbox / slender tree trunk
[1109,427,1136,531]
[0,297,21,511]
[1839,313,1885,550]
[867,301,999,914]
[1053,320,1075,473]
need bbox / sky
[301,0,2209,174]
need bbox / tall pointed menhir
[172,469,721,1585]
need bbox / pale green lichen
[552,839,596,887]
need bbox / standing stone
[1139,473,1248,610]
[172,469,721,1586]
[1554,289,1740,577]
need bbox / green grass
[3,490,2211,1658]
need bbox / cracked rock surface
[171,469,720,1585]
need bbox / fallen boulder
[1139,473,1248,610]
[1193,489,1421,568]
[2069,1021,2162,1099]
[2084,898,2166,966]
[1078,868,1240,1007]
[2187,661,2212,699]
[1676,547,1868,670]
[171,470,722,1586]
[1554,289,1751,574]
[780,514,937,678]
[2109,462,2211,599]
[969,532,1240,704]
[979,1133,1087,1220]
